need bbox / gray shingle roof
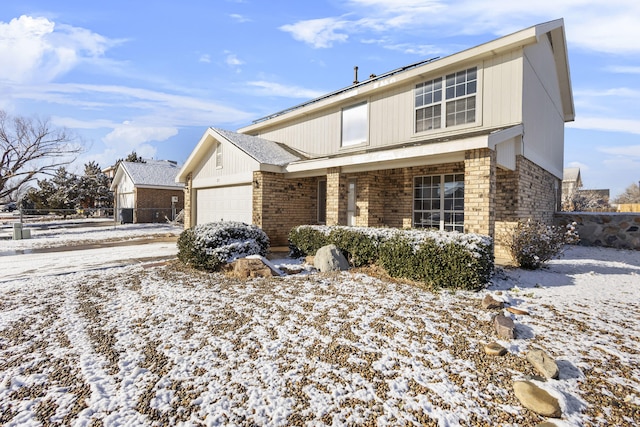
[122,161,184,188]
[213,128,305,166]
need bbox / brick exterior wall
[134,188,184,223]
[464,148,496,237]
[494,155,561,262]
[253,171,317,246]
[326,167,347,226]
[183,173,192,229]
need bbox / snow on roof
[121,160,184,188]
[213,128,305,166]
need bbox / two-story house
[176,19,574,260]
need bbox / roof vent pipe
[353,66,359,85]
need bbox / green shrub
[289,225,494,290]
[288,225,331,258]
[378,233,493,291]
[506,219,579,269]
[177,221,269,271]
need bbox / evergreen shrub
[177,221,269,271]
[289,225,493,289]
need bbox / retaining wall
[555,212,640,250]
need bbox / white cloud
[598,144,640,157]
[280,17,349,48]
[566,161,590,172]
[103,121,177,147]
[199,54,211,63]
[606,66,640,74]
[279,0,640,55]
[246,81,325,99]
[568,117,640,135]
[229,14,251,23]
[0,15,120,84]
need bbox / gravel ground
[1,258,639,426]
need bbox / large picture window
[413,174,464,232]
[341,102,368,147]
[415,67,477,133]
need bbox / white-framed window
[415,67,477,133]
[341,102,368,147]
[215,142,223,169]
[413,173,464,232]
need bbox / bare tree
[0,109,82,200]
[613,182,640,204]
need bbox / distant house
[111,160,184,223]
[177,19,574,259]
[562,167,582,199]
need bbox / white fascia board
[284,135,489,175]
[488,124,524,149]
[191,171,254,189]
[134,185,185,191]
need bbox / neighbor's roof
[111,160,184,190]
[176,127,305,182]
[563,167,581,182]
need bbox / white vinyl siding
[196,185,252,225]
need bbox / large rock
[228,257,275,279]
[482,294,505,309]
[527,349,560,379]
[314,244,349,272]
[513,380,562,418]
[484,342,507,356]
[493,314,516,339]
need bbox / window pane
[446,86,455,99]
[342,103,368,146]
[468,67,477,81]
[467,81,477,94]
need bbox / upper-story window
[341,102,368,147]
[215,142,223,169]
[415,67,477,133]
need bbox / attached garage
[195,185,252,224]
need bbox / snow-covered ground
[0,220,639,426]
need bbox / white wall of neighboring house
[114,172,134,222]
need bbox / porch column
[464,148,496,238]
[183,173,193,229]
[326,167,347,225]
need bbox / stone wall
[555,212,640,250]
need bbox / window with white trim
[413,173,464,232]
[415,67,477,133]
[341,102,368,147]
[215,142,223,169]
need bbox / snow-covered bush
[177,221,269,271]
[289,225,494,289]
[506,219,579,269]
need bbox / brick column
[464,148,496,238]
[183,173,193,229]
[326,167,347,225]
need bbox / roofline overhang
[239,19,572,134]
[176,127,219,183]
[279,127,523,177]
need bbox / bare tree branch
[0,110,83,200]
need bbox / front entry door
[347,179,356,226]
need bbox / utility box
[12,223,30,240]
[12,223,22,240]
[120,208,134,224]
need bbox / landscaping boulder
[513,380,562,418]
[484,342,507,356]
[493,314,516,339]
[314,244,349,272]
[527,349,560,379]
[228,257,275,279]
[482,294,505,309]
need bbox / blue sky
[1,0,639,198]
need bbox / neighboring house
[562,167,582,199]
[111,160,185,223]
[177,19,574,259]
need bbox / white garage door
[196,185,252,225]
